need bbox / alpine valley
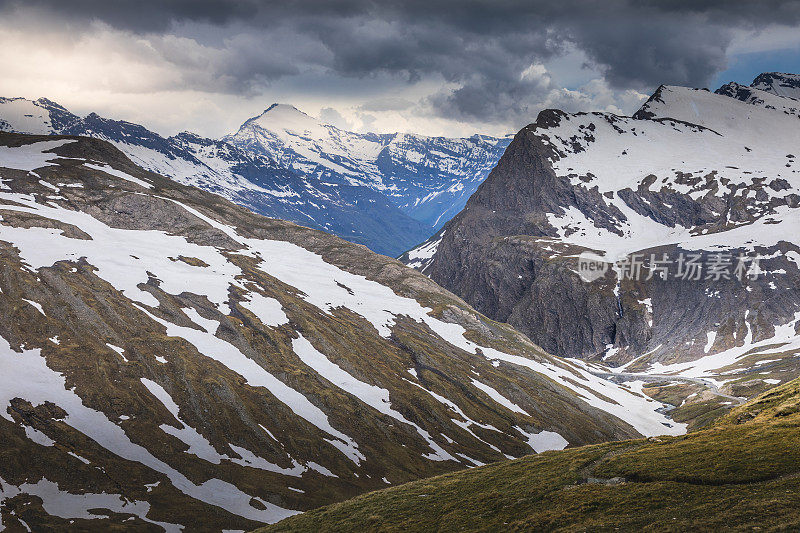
[0,132,677,530]
[0,98,509,257]
[1,71,800,533]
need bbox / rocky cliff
[412,73,800,402]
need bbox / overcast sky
[2,0,799,139]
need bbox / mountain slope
[260,377,800,532]
[408,72,800,413]
[750,72,800,99]
[0,132,681,531]
[225,104,510,230]
[0,97,431,256]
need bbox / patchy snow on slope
[638,298,653,327]
[650,312,800,379]
[22,298,45,316]
[549,200,800,259]
[514,427,570,453]
[749,72,800,100]
[0,98,54,134]
[83,163,153,189]
[106,343,128,362]
[543,109,797,198]
[402,231,443,271]
[401,377,509,456]
[0,139,73,172]
[704,331,717,353]
[141,377,224,464]
[0,337,299,525]
[141,377,306,476]
[470,379,528,415]
[0,477,181,532]
[141,306,365,466]
[23,425,55,447]
[645,85,800,142]
[536,86,800,259]
[239,292,289,327]
[109,141,293,198]
[0,193,240,310]
[292,335,455,462]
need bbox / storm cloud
[2,0,799,132]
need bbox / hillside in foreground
[260,377,800,532]
[0,132,684,530]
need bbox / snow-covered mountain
[0,131,683,530]
[0,98,510,257]
[0,97,435,256]
[225,104,510,230]
[407,72,800,421]
[750,71,800,99]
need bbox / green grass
[258,378,800,532]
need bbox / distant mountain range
[0,98,509,256]
[405,72,800,408]
[226,103,510,230]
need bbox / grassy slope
[259,378,800,532]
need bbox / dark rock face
[631,85,667,120]
[751,72,800,99]
[419,75,800,368]
[425,124,626,358]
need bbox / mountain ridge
[0,96,510,256]
[405,72,800,418]
[0,130,681,530]
[225,103,511,230]
[0,96,434,258]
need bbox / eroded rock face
[424,127,616,358]
[0,132,679,531]
[416,73,800,377]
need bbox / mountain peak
[751,72,800,99]
[34,97,69,112]
[258,103,312,121]
[246,103,321,134]
[263,102,302,114]
[0,96,55,134]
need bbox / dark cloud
[0,0,258,32]
[564,12,732,90]
[358,97,414,112]
[3,0,800,122]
